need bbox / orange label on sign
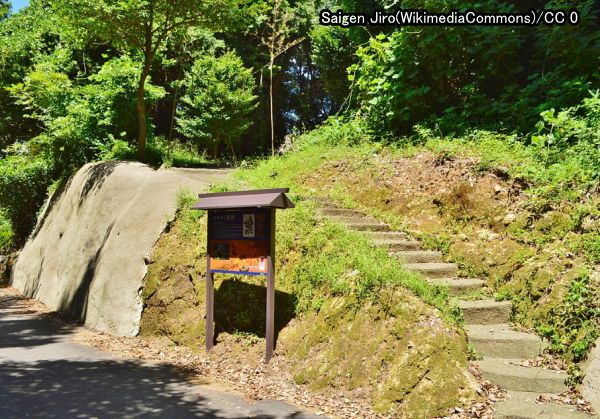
[209,240,269,274]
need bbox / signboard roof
[192,188,295,210]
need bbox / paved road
[0,289,320,419]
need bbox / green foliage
[51,0,246,159]
[52,0,241,51]
[176,51,257,158]
[98,138,136,161]
[0,210,14,253]
[0,0,9,21]
[150,137,210,168]
[537,269,600,364]
[351,0,522,135]
[309,0,388,107]
[10,55,165,173]
[84,56,165,138]
[101,136,211,168]
[0,155,52,243]
[293,115,372,149]
[0,2,63,147]
[349,0,599,137]
[530,91,600,179]
[310,24,355,106]
[8,61,73,125]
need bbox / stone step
[428,278,485,296]
[340,220,390,232]
[478,359,568,393]
[363,231,410,240]
[458,299,512,325]
[404,262,458,279]
[311,196,334,203]
[372,239,422,251]
[320,208,364,217]
[312,196,337,208]
[466,324,546,358]
[495,391,589,419]
[331,216,378,223]
[393,250,442,263]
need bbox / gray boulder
[11,162,230,336]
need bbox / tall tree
[53,0,240,161]
[258,0,304,155]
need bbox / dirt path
[0,286,321,419]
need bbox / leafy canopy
[0,1,9,20]
[52,0,240,53]
[9,55,165,172]
[51,0,245,160]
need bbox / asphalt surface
[0,289,320,419]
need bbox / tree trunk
[168,84,179,151]
[136,71,149,162]
[229,142,237,166]
[269,60,275,156]
[138,16,153,163]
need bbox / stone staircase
[314,197,590,418]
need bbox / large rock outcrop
[11,162,230,336]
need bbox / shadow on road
[0,315,74,349]
[0,358,301,418]
[0,294,75,350]
[0,290,314,419]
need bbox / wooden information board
[208,209,272,276]
[192,188,293,363]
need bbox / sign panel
[207,209,272,276]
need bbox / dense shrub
[530,91,600,180]
[350,0,599,137]
[0,156,52,243]
[0,3,60,148]
[0,210,13,252]
[176,51,257,158]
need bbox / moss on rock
[279,290,477,417]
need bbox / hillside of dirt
[298,149,599,367]
[138,193,483,418]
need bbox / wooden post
[206,212,214,352]
[205,270,214,351]
[265,209,276,362]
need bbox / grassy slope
[236,124,599,380]
[140,190,478,417]
[139,114,597,413]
